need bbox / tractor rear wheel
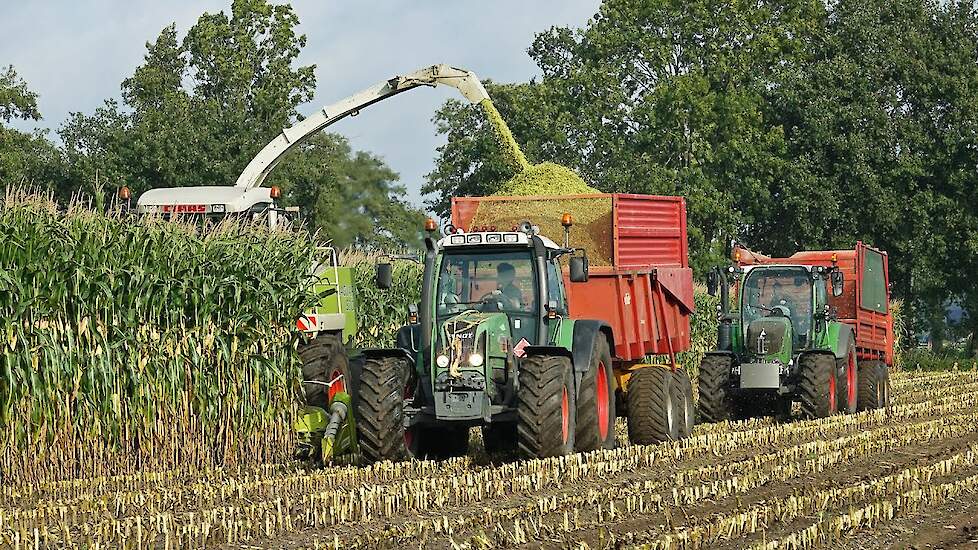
[697,355,735,423]
[298,333,350,410]
[356,356,410,463]
[517,355,576,458]
[575,337,617,452]
[836,340,859,414]
[626,366,680,445]
[857,360,889,410]
[672,368,695,437]
[799,352,838,419]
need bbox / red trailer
[734,242,893,366]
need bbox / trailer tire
[673,368,695,437]
[298,333,350,410]
[626,366,680,445]
[878,363,891,408]
[356,356,410,463]
[857,360,889,410]
[836,340,858,414]
[517,355,576,458]
[799,352,838,419]
[697,355,736,423]
[575,337,617,452]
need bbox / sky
[0,1,601,211]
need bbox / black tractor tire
[356,356,411,463]
[298,333,350,410]
[575,337,617,452]
[697,355,736,423]
[799,352,838,419]
[878,363,891,408]
[482,423,518,455]
[836,339,859,414]
[673,368,695,438]
[408,426,470,460]
[626,366,680,445]
[517,355,577,458]
[857,360,890,411]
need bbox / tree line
[424,0,978,352]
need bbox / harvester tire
[857,360,889,411]
[836,339,859,414]
[799,352,838,419]
[298,333,349,410]
[697,355,735,423]
[626,366,680,445]
[356,356,410,463]
[672,368,695,438]
[575,337,617,452]
[517,355,576,458]
[482,423,517,455]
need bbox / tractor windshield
[741,266,813,347]
[437,250,536,316]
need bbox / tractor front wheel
[799,352,838,419]
[697,355,736,423]
[575,337,617,452]
[626,366,680,445]
[356,356,410,463]
[517,355,576,458]
[836,340,859,414]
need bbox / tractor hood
[746,315,793,364]
[433,311,510,391]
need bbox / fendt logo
[161,204,207,214]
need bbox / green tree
[60,0,423,248]
[0,65,67,192]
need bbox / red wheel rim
[596,362,610,440]
[404,428,414,450]
[328,369,346,402]
[561,387,570,444]
[847,353,857,408]
[828,371,837,413]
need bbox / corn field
[3,369,977,549]
[0,190,322,485]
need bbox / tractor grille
[747,319,787,356]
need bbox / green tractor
[698,259,859,421]
[293,247,361,462]
[355,221,623,462]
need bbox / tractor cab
[739,265,822,356]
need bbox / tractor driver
[484,262,523,310]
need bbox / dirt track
[3,370,978,549]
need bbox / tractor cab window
[546,261,568,314]
[742,267,813,347]
[437,251,536,316]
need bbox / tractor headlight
[436,354,450,368]
[468,353,484,367]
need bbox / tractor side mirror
[376,262,393,290]
[831,270,844,297]
[569,256,589,283]
[707,271,719,297]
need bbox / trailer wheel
[517,355,576,458]
[836,340,858,414]
[697,355,736,423]
[878,363,891,408]
[626,366,680,445]
[482,423,517,455]
[799,352,838,419]
[672,368,695,437]
[575,337,617,452]
[298,333,350,410]
[356,356,410,463]
[857,360,889,410]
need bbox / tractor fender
[832,326,856,360]
[360,347,414,364]
[571,320,615,375]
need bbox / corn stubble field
[2,370,978,549]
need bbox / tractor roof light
[269,185,282,199]
[118,186,131,200]
[831,253,838,264]
[561,213,574,227]
[424,218,437,232]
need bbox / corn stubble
[3,369,977,549]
